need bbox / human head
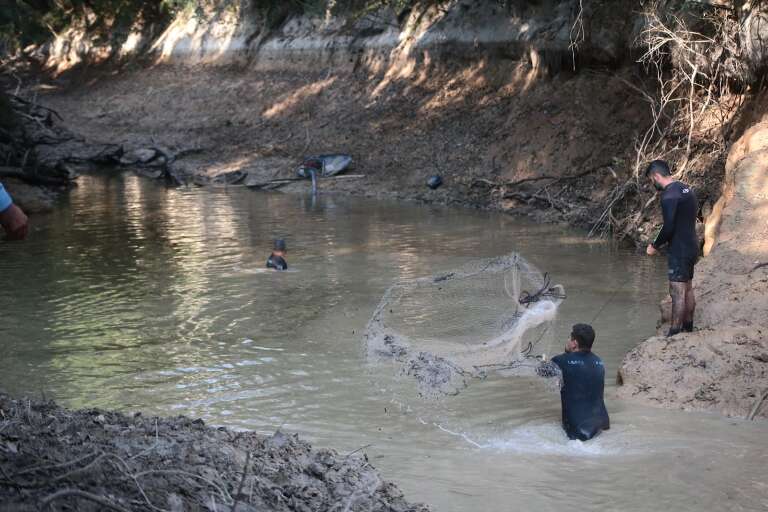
[273,239,287,256]
[644,160,673,191]
[568,323,596,352]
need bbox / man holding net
[539,323,609,441]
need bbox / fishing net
[364,253,566,398]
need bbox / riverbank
[617,101,768,420]
[0,393,428,511]
[6,0,756,245]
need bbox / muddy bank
[6,0,765,243]
[0,393,428,511]
[34,62,650,227]
[617,105,768,420]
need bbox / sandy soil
[0,393,429,512]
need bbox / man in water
[266,239,288,271]
[539,323,610,441]
[644,160,699,336]
[0,181,28,240]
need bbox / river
[0,173,766,511]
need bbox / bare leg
[683,280,695,330]
[669,281,686,336]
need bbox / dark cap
[273,239,287,251]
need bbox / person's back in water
[546,323,610,441]
[266,239,288,271]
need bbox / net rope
[364,253,565,398]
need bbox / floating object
[427,175,443,189]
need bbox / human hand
[0,204,29,240]
[536,361,559,378]
[646,243,658,256]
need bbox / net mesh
[364,253,565,398]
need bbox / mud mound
[0,394,429,512]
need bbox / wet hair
[644,160,671,178]
[571,323,596,351]
[273,239,287,251]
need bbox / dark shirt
[266,254,288,271]
[551,351,610,441]
[652,181,698,258]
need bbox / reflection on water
[0,174,766,512]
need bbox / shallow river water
[1,174,766,511]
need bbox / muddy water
[0,174,766,511]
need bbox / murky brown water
[1,174,766,511]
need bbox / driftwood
[247,174,366,189]
[8,93,63,122]
[472,161,613,190]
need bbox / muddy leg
[668,281,686,336]
[683,280,695,331]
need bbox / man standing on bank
[645,160,699,336]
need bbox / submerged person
[538,323,610,441]
[266,239,288,271]
[644,160,699,336]
[0,181,29,241]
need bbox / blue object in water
[427,175,443,190]
[0,182,13,212]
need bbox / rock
[120,148,158,165]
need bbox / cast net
[364,253,565,398]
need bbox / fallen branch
[472,161,612,189]
[11,451,99,478]
[248,174,366,188]
[134,469,233,504]
[749,262,768,273]
[345,444,372,458]
[9,93,63,122]
[40,488,131,512]
[747,388,768,421]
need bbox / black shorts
[668,254,697,282]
